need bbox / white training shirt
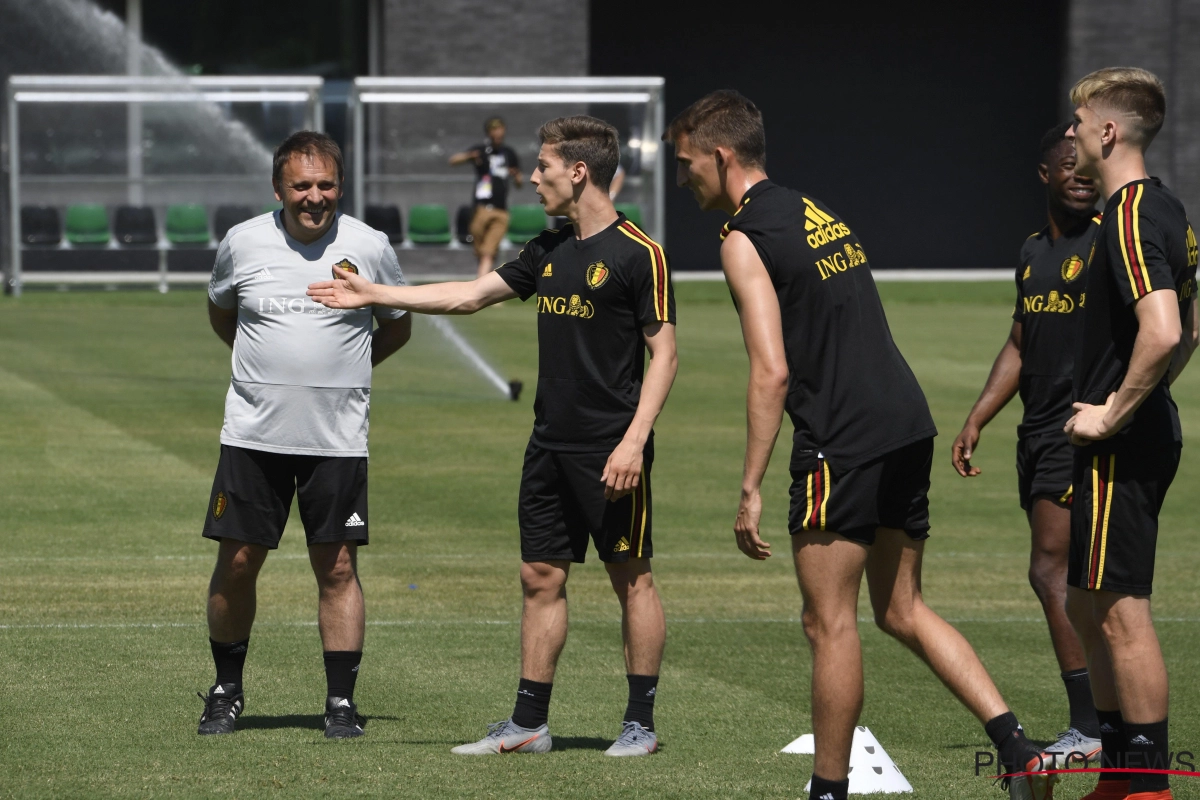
[208,212,406,457]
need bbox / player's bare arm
[1168,295,1198,384]
[208,299,237,349]
[308,268,517,314]
[448,148,482,166]
[601,321,678,501]
[370,313,412,367]
[951,321,1022,477]
[1066,288,1181,443]
[722,230,787,561]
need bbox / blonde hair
[1069,67,1166,148]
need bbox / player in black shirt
[951,122,1102,763]
[664,90,1052,800]
[1061,68,1198,800]
[450,117,523,277]
[310,115,677,758]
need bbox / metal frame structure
[347,76,666,244]
[6,75,323,296]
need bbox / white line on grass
[6,616,1200,631]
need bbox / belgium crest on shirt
[333,258,359,276]
[586,261,610,290]
[1061,254,1085,283]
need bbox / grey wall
[382,0,588,76]
[1066,0,1200,218]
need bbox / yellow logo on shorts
[1061,254,1085,282]
[333,258,359,276]
[613,536,630,553]
[542,263,553,277]
[212,492,228,520]
[586,261,610,290]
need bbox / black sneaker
[324,696,365,739]
[197,683,244,735]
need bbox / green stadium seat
[406,204,452,244]
[165,204,210,246]
[506,204,548,243]
[615,203,643,228]
[64,203,110,246]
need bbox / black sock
[1062,668,1100,738]
[809,774,849,800]
[511,678,553,729]
[210,638,249,688]
[1126,718,1170,793]
[323,651,362,701]
[623,674,658,732]
[1095,708,1125,782]
[986,712,1033,771]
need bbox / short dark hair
[272,131,344,187]
[538,115,620,191]
[1039,121,1074,164]
[662,89,766,170]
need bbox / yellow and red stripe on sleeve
[1117,185,1153,299]
[618,221,671,322]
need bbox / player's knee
[520,561,567,598]
[873,604,916,643]
[801,603,855,643]
[216,543,265,585]
[312,548,357,590]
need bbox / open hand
[734,489,772,560]
[307,266,376,309]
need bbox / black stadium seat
[114,206,158,245]
[213,205,255,241]
[364,205,404,243]
[456,204,474,244]
[20,206,61,245]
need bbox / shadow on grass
[238,714,401,731]
[553,736,617,752]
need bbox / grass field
[2,281,1199,799]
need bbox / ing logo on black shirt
[537,294,595,318]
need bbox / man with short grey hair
[198,131,411,740]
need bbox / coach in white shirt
[197,131,411,740]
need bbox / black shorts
[1067,440,1180,596]
[202,444,369,549]
[1016,433,1075,511]
[789,438,933,546]
[518,439,653,564]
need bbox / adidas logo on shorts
[344,513,365,527]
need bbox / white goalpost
[6,75,323,296]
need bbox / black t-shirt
[1012,213,1101,438]
[1073,177,1198,445]
[723,180,937,471]
[496,213,676,451]
[471,143,520,209]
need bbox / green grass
[2,281,1199,798]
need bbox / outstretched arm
[1066,288,1181,443]
[448,149,482,166]
[601,321,679,501]
[723,231,788,561]
[951,322,1022,477]
[308,268,517,314]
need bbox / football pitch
[2,281,1199,799]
